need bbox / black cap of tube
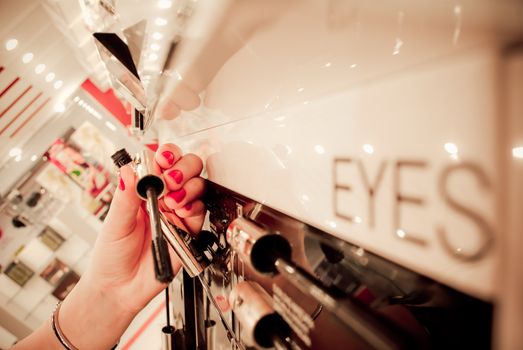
[111,148,132,168]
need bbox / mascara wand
[111,148,174,284]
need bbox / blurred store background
[0,0,178,347]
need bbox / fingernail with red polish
[168,170,183,184]
[119,177,125,191]
[162,151,175,165]
[184,203,192,211]
[168,188,186,203]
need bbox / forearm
[12,275,137,350]
[58,275,137,349]
[11,319,63,349]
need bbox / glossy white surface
[155,0,523,301]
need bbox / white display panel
[155,0,523,300]
[166,47,499,300]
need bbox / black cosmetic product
[110,148,174,284]
[111,148,133,168]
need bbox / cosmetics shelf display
[0,121,122,340]
[0,224,91,328]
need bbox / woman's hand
[83,144,205,312]
[13,144,205,349]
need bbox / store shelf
[73,252,91,276]
[0,274,21,305]
[55,235,90,268]
[11,277,53,316]
[0,232,92,331]
[0,324,17,348]
[24,294,59,330]
[17,238,54,272]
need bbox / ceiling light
[54,103,65,113]
[22,52,33,63]
[150,43,161,51]
[513,146,523,159]
[314,145,325,154]
[396,229,406,238]
[9,147,22,157]
[148,53,158,61]
[155,17,168,26]
[54,80,63,89]
[5,39,18,51]
[45,72,55,82]
[157,0,172,9]
[31,155,38,162]
[152,32,163,40]
[35,64,45,74]
[444,142,458,155]
[363,144,374,154]
[105,121,116,131]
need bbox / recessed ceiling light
[155,17,168,26]
[362,144,375,154]
[9,147,22,157]
[152,32,163,40]
[54,103,65,113]
[5,39,18,51]
[54,80,63,89]
[150,43,161,51]
[105,121,116,131]
[45,72,55,82]
[35,64,46,74]
[157,0,172,9]
[444,142,458,155]
[22,52,33,63]
[148,53,158,61]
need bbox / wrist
[58,275,136,349]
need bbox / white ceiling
[0,0,187,161]
[0,1,89,164]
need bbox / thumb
[102,164,142,240]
